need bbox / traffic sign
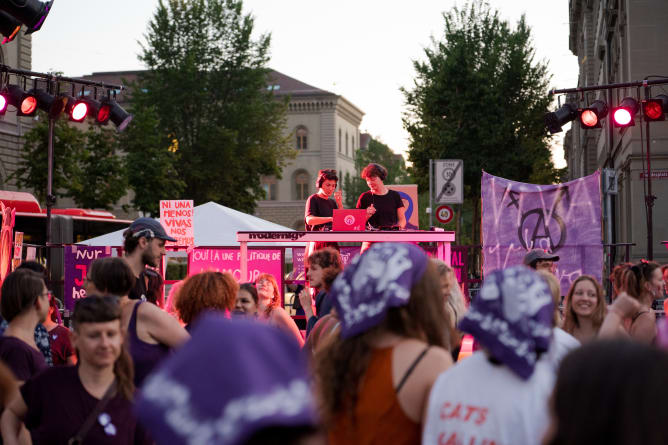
[434,159,463,204]
[436,205,454,224]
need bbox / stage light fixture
[28,88,66,118]
[101,98,133,132]
[643,94,668,122]
[0,0,54,35]
[0,11,21,45]
[612,97,639,128]
[5,85,37,116]
[0,93,7,115]
[63,95,88,122]
[81,97,111,125]
[579,100,608,129]
[544,103,577,134]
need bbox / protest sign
[13,231,22,259]
[388,184,419,230]
[160,200,194,247]
[189,248,283,300]
[64,245,113,311]
[481,171,602,295]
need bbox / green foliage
[343,137,409,208]
[402,0,561,242]
[11,114,127,210]
[129,0,294,214]
[120,106,186,216]
[66,128,128,210]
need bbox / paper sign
[64,245,113,311]
[160,200,194,247]
[13,231,23,259]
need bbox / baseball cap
[123,217,176,242]
[523,249,559,267]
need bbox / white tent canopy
[79,201,304,247]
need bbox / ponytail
[114,343,135,400]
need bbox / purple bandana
[459,266,554,380]
[330,242,428,338]
[135,314,317,445]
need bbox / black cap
[123,217,176,242]
[523,249,560,267]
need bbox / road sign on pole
[434,159,463,204]
[436,205,454,224]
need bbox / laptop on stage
[332,209,367,231]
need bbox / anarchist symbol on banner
[517,208,566,252]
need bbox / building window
[346,132,349,156]
[261,176,278,200]
[294,169,310,200]
[296,126,308,150]
[338,128,342,152]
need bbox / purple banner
[482,171,602,295]
[64,245,113,311]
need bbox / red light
[20,96,37,115]
[645,101,663,120]
[613,108,632,126]
[580,110,598,127]
[0,95,6,113]
[97,105,110,123]
[71,102,88,121]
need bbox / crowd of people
[0,169,667,443]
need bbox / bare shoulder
[396,339,453,372]
[138,300,174,324]
[270,306,292,322]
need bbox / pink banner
[188,248,283,297]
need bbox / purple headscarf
[135,314,317,445]
[459,266,554,379]
[329,242,428,338]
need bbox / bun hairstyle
[316,169,338,188]
[361,163,387,181]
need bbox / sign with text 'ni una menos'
[160,200,194,247]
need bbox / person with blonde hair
[256,273,304,346]
[431,259,467,358]
[562,275,607,343]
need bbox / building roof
[266,70,334,97]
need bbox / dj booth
[236,230,456,280]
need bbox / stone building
[566,0,668,263]
[0,34,34,190]
[80,69,365,228]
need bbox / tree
[129,0,295,214]
[120,106,186,216]
[402,0,560,244]
[11,114,128,210]
[343,137,409,208]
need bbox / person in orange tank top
[314,243,453,445]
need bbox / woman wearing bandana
[1,295,150,445]
[315,243,453,444]
[422,266,558,445]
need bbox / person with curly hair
[562,275,607,343]
[315,243,453,444]
[255,273,304,347]
[176,272,238,331]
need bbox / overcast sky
[31,0,578,168]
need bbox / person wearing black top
[304,169,343,261]
[356,163,406,251]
